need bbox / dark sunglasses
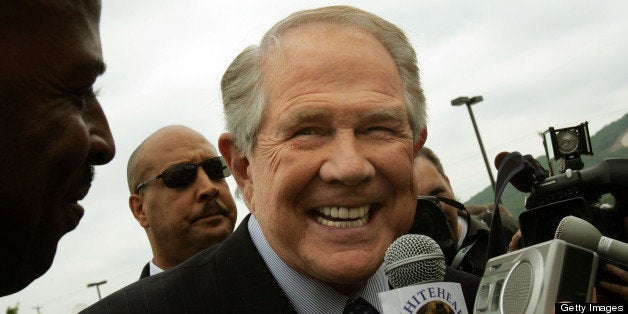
[136,156,231,193]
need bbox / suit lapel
[214,214,296,313]
[139,262,150,279]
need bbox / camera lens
[556,130,579,154]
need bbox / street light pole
[87,280,107,300]
[451,96,496,193]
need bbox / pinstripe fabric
[81,214,296,314]
[248,216,388,313]
[82,214,479,313]
[343,297,379,314]
[138,261,165,279]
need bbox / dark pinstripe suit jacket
[82,215,296,314]
[82,215,478,313]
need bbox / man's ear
[413,128,428,155]
[218,133,255,210]
[129,194,149,228]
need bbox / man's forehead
[41,0,101,16]
[139,139,216,178]
[261,25,405,120]
[0,0,103,68]
[0,0,101,19]
[415,157,450,189]
[142,130,215,157]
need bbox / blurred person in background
[466,202,515,227]
[413,147,518,277]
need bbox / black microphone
[555,215,628,266]
[384,234,446,288]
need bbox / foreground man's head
[0,0,115,295]
[219,5,427,294]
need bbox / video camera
[515,122,628,247]
[407,196,457,264]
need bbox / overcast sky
[3,1,627,312]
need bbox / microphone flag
[379,282,468,314]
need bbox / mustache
[70,165,95,186]
[191,198,230,222]
[73,165,95,191]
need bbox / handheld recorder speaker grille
[473,239,598,314]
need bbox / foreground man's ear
[218,133,255,211]
[414,128,428,155]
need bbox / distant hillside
[466,113,628,218]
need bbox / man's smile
[313,204,372,228]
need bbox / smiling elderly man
[82,6,477,313]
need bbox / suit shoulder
[81,246,222,313]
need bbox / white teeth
[324,207,331,216]
[315,216,369,228]
[315,205,370,228]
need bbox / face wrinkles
[246,24,419,293]
[273,97,411,142]
[56,61,106,93]
[10,3,104,96]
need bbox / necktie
[343,297,379,314]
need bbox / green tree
[6,303,19,314]
[466,112,628,218]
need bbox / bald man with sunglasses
[127,125,237,278]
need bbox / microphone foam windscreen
[384,234,446,288]
[554,215,602,251]
[554,216,569,239]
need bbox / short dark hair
[415,147,446,178]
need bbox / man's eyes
[70,87,99,110]
[365,126,395,134]
[293,128,315,136]
[291,125,397,138]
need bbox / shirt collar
[248,215,388,313]
[149,259,165,276]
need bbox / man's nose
[318,130,375,186]
[85,101,115,165]
[195,167,220,202]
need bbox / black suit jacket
[82,215,478,313]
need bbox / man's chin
[321,266,377,295]
[62,202,85,232]
[307,254,382,293]
[1,247,56,296]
